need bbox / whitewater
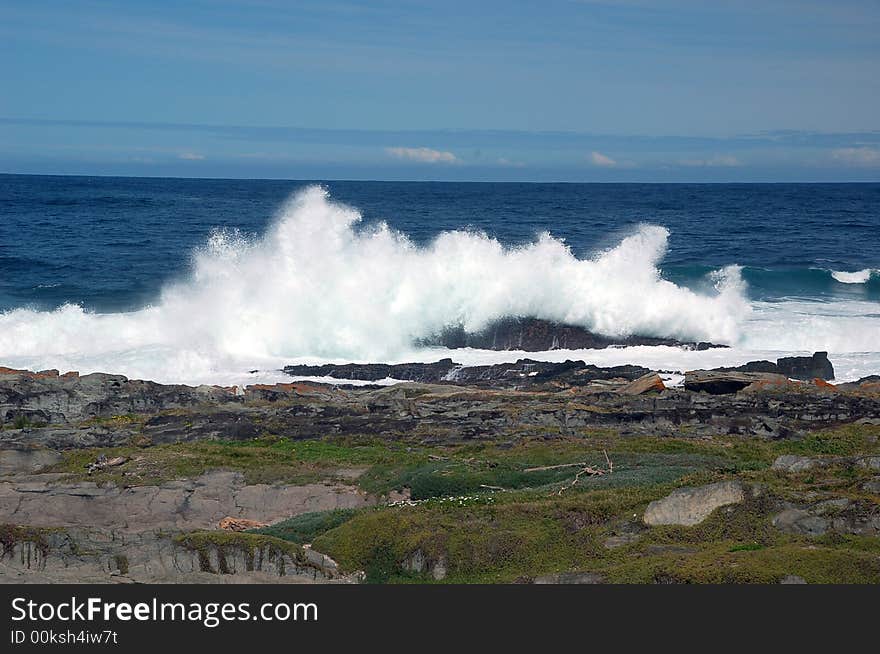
[1,186,878,385]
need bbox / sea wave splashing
[831,268,876,284]
[0,186,748,370]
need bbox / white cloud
[386,146,457,163]
[590,151,617,167]
[832,147,880,166]
[497,157,525,168]
[678,155,741,167]
[178,151,205,160]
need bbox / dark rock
[284,358,652,389]
[714,360,780,374]
[683,371,790,395]
[420,317,724,352]
[283,359,459,384]
[776,352,835,381]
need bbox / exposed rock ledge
[0,526,360,584]
[0,471,376,532]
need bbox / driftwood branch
[523,462,587,473]
[556,450,614,496]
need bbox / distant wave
[831,268,876,284]
[664,265,880,299]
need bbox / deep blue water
[1,174,878,312]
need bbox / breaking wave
[0,186,749,376]
[831,268,876,284]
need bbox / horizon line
[2,171,879,185]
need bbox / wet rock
[777,352,835,381]
[714,360,781,374]
[284,358,652,389]
[421,317,723,352]
[284,359,459,384]
[643,480,745,526]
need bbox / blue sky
[1,0,879,181]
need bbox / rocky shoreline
[1,351,879,584]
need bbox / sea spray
[0,186,749,374]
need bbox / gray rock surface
[0,527,360,584]
[533,571,604,584]
[772,455,824,473]
[772,500,880,537]
[0,448,62,475]
[0,471,376,531]
[643,481,745,526]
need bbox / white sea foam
[831,268,875,284]
[0,186,878,385]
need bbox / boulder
[771,508,829,536]
[643,480,745,526]
[772,500,880,537]
[619,373,666,395]
[776,352,834,381]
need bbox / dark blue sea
[1,174,878,384]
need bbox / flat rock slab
[0,527,360,585]
[0,449,62,475]
[0,470,376,532]
[643,480,745,526]
[684,371,790,395]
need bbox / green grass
[250,509,360,543]
[38,422,880,583]
[44,436,424,486]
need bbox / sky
[1,0,879,181]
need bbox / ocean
[1,173,878,385]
